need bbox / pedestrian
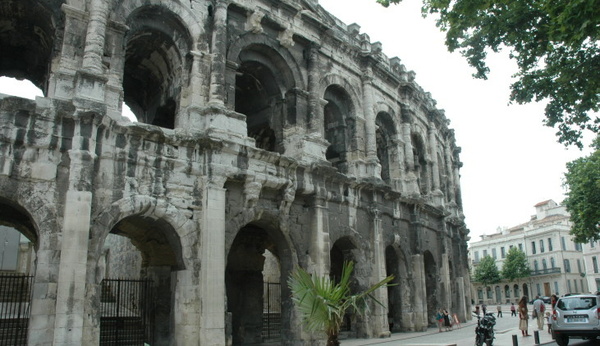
[443,309,452,331]
[510,302,516,317]
[482,303,487,315]
[496,304,502,317]
[532,295,546,330]
[436,308,444,332]
[551,294,558,309]
[474,305,480,316]
[545,311,552,333]
[518,296,530,336]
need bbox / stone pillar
[307,44,322,134]
[208,1,229,106]
[362,69,377,160]
[309,197,330,278]
[401,123,414,171]
[370,209,390,337]
[412,254,428,331]
[179,50,207,130]
[199,178,227,345]
[456,276,467,322]
[81,0,108,74]
[429,129,441,192]
[441,253,451,309]
[53,117,96,345]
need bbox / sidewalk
[341,316,555,346]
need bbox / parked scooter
[473,311,496,346]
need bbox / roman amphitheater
[0,0,472,344]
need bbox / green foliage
[473,255,501,287]
[563,136,600,243]
[288,261,394,346]
[376,0,600,148]
[501,247,531,281]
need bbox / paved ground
[341,305,555,346]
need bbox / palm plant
[288,261,394,346]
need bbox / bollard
[534,330,540,344]
[512,334,519,346]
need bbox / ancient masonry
[0,0,472,345]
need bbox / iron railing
[262,282,281,341]
[0,274,33,346]
[100,278,154,346]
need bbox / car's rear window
[557,297,597,311]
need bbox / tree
[375,0,599,148]
[501,247,531,281]
[473,255,501,288]
[563,136,600,243]
[287,261,394,346]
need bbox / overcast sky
[318,0,592,243]
[0,0,592,245]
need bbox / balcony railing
[530,267,562,276]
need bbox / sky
[0,0,593,245]
[317,0,593,243]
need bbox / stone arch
[228,34,304,153]
[0,0,60,95]
[120,4,193,128]
[225,220,295,345]
[385,244,412,332]
[89,196,192,345]
[323,84,356,173]
[423,250,437,325]
[375,111,397,183]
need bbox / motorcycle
[473,312,496,346]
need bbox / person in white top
[532,296,546,330]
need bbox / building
[0,0,471,345]
[469,200,588,304]
[582,240,600,293]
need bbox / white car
[551,294,600,346]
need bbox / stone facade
[0,0,471,345]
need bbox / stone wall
[0,0,471,345]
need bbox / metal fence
[262,282,281,341]
[0,274,33,346]
[100,278,154,346]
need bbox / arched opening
[101,215,184,345]
[495,286,501,303]
[324,85,353,173]
[0,0,56,96]
[522,283,529,300]
[330,237,359,335]
[385,245,410,332]
[0,199,38,345]
[235,45,295,154]
[423,251,437,326]
[411,135,429,195]
[513,284,520,299]
[0,77,44,99]
[123,6,192,129]
[226,224,292,345]
[376,112,396,183]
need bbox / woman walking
[518,296,530,336]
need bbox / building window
[581,279,585,292]
[492,248,497,259]
[548,238,553,251]
[501,247,506,258]
[593,256,598,274]
[534,260,539,271]
[474,251,480,262]
[561,237,567,251]
[536,283,541,296]
[542,258,547,270]
[505,285,510,298]
[518,243,523,251]
[554,281,559,295]
[574,280,578,293]
[478,289,483,300]
[531,241,537,254]
[540,239,545,253]
[483,249,488,257]
[577,259,582,273]
[567,280,572,293]
[591,240,596,248]
[564,259,571,273]
[574,242,582,251]
[550,257,556,268]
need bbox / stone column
[81,0,109,74]
[401,123,414,172]
[307,44,322,134]
[179,50,207,130]
[441,253,451,309]
[53,118,96,345]
[412,254,428,331]
[309,197,330,278]
[370,209,390,337]
[456,276,467,322]
[361,69,377,160]
[429,129,440,192]
[208,1,229,106]
[199,177,227,345]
